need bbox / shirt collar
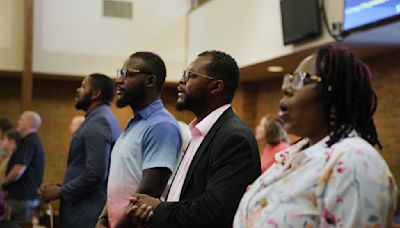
[136,99,164,120]
[86,104,109,119]
[303,135,329,157]
[274,130,360,167]
[189,104,231,138]
[274,136,329,166]
[302,130,359,157]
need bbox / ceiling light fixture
[267,66,284,73]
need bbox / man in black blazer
[122,50,261,228]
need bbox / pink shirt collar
[189,104,231,138]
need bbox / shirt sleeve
[60,117,112,203]
[12,140,34,166]
[141,121,182,172]
[318,144,397,227]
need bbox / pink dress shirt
[167,104,231,202]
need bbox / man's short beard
[175,95,202,112]
[116,85,146,109]
[116,94,130,108]
[175,100,187,111]
[75,92,92,111]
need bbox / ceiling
[240,19,400,82]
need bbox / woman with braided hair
[234,45,397,227]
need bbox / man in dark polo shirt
[1,111,45,222]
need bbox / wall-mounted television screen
[343,0,400,32]
[280,0,321,45]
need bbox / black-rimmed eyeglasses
[181,70,215,82]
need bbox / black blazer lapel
[180,108,235,195]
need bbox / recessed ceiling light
[267,66,284,72]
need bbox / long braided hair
[315,45,381,149]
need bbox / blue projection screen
[343,0,400,31]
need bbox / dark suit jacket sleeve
[60,117,112,204]
[151,124,261,228]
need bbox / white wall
[33,0,190,81]
[0,0,24,71]
[2,0,344,81]
[188,0,343,67]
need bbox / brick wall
[0,50,399,185]
[367,51,400,181]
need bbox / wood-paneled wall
[0,50,399,184]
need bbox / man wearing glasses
[96,52,182,228]
[121,51,261,228]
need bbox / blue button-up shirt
[107,99,182,227]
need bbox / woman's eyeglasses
[283,72,322,89]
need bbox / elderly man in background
[1,111,45,223]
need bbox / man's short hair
[198,50,240,102]
[24,111,42,130]
[130,52,167,92]
[88,73,116,104]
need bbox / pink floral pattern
[234,135,397,228]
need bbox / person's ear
[209,80,224,95]
[91,89,101,100]
[146,75,157,89]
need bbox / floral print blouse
[234,134,397,228]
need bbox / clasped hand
[115,193,160,228]
[38,184,61,203]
